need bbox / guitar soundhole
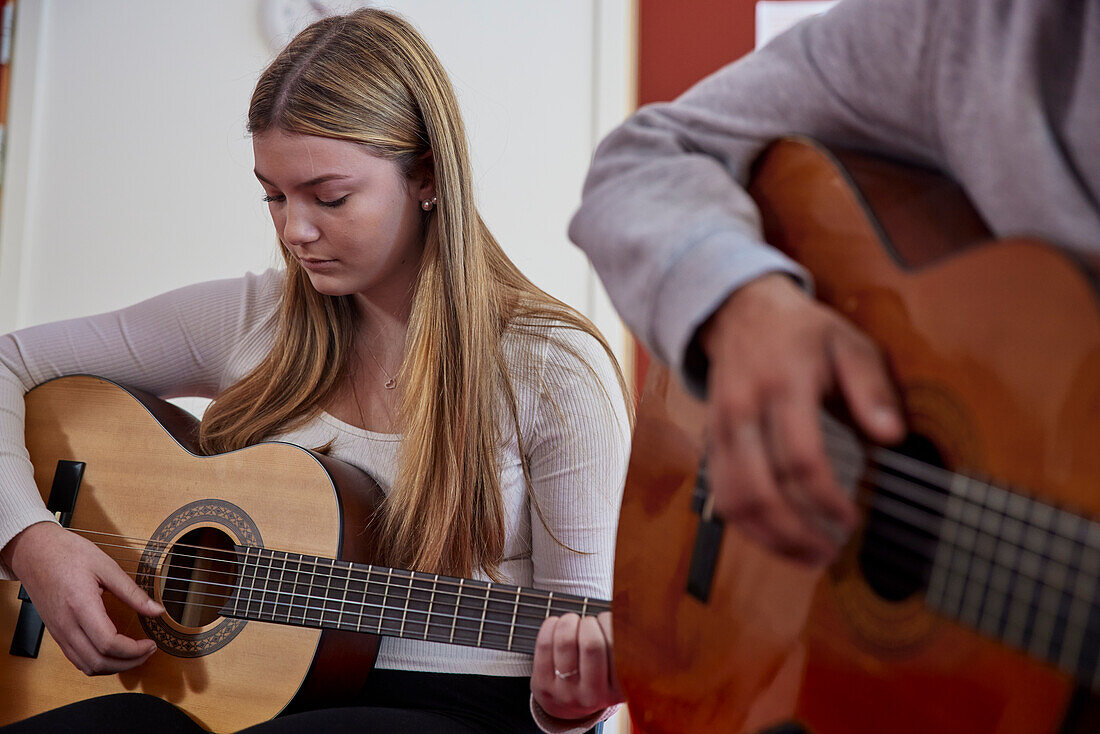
[859,433,946,602]
[162,526,237,629]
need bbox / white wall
[0,0,631,369]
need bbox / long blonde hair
[199,9,630,579]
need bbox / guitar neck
[863,446,1100,686]
[219,546,608,655]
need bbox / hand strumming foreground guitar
[612,138,1100,734]
[0,375,608,732]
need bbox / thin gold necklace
[348,355,397,432]
[363,344,398,390]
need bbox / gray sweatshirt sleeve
[0,270,282,577]
[568,0,948,392]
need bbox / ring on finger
[554,668,579,680]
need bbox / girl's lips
[299,258,338,271]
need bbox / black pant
[1,670,543,733]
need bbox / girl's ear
[411,150,436,202]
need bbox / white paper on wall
[755,0,838,49]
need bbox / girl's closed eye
[316,194,349,208]
[261,193,284,204]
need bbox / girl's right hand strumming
[1,521,164,675]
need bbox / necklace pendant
[384,377,398,390]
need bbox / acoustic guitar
[612,138,1100,733]
[0,374,608,732]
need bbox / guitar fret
[1081,521,1100,688]
[1055,514,1090,672]
[260,549,278,621]
[318,557,337,628]
[240,550,257,620]
[358,565,377,633]
[946,476,976,620]
[281,552,304,628]
[476,584,491,648]
[925,476,963,615]
[921,476,1100,683]
[973,486,1009,638]
[1062,517,1100,675]
[263,550,280,621]
[284,551,300,623]
[291,554,309,627]
[975,484,1011,639]
[1025,509,1061,662]
[379,567,392,634]
[218,547,609,658]
[357,565,381,633]
[298,554,313,626]
[507,587,521,652]
[282,554,300,623]
[395,570,413,638]
[347,563,368,632]
[551,596,588,617]
[424,574,439,641]
[450,578,464,644]
[236,546,257,618]
[404,573,434,641]
[956,480,993,632]
[1003,497,1045,653]
[337,559,352,631]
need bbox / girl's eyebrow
[253,170,352,189]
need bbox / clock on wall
[260,0,371,50]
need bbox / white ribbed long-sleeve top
[0,268,631,679]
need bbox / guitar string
[66,528,604,610]
[819,426,1099,558]
[67,432,1092,609]
[96,549,585,641]
[61,415,1093,584]
[144,575,550,652]
[78,515,1099,665]
[61,462,1093,637]
[44,428,1096,657]
[852,540,1099,679]
[69,538,608,625]
[71,434,1074,575]
[818,419,1054,513]
[75,538,1100,675]
[89,557,588,647]
[62,523,1100,672]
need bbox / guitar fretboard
[219,546,608,654]
[867,451,1100,689]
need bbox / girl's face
[252,130,434,312]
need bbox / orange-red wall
[638,0,757,105]
[632,0,759,393]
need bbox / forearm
[0,271,280,577]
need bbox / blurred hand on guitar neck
[698,273,906,565]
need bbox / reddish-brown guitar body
[613,138,1100,733]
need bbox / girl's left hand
[532,611,624,721]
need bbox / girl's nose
[280,201,320,246]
